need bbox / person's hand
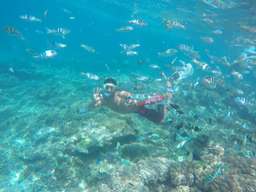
[126,98,138,106]
[93,88,103,107]
[115,91,135,106]
[120,91,139,106]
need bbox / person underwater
[90,77,177,124]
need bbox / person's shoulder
[115,89,124,94]
[118,90,132,97]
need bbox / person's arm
[115,91,138,106]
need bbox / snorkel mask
[102,78,117,97]
[104,83,116,92]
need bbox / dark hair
[104,78,117,85]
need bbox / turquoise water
[1,0,256,191]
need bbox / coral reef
[0,65,255,191]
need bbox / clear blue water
[0,0,256,191]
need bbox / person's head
[103,78,117,93]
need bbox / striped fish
[3,26,22,38]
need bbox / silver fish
[47,27,70,37]
[20,15,41,22]
[80,44,96,53]
[117,26,134,32]
[158,48,177,57]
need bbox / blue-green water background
[0,0,256,191]
[1,0,252,70]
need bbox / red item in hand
[137,95,165,106]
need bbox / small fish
[120,43,140,51]
[136,76,149,81]
[128,19,147,26]
[192,59,208,70]
[240,25,256,33]
[126,50,138,56]
[234,97,246,105]
[105,63,111,71]
[120,43,140,56]
[169,103,184,114]
[34,49,57,59]
[213,29,223,35]
[177,62,194,80]
[202,0,236,9]
[116,26,134,32]
[160,71,168,80]
[202,76,216,89]
[80,44,96,53]
[129,44,140,49]
[202,17,214,24]
[149,64,160,69]
[81,72,100,80]
[19,15,41,22]
[231,71,243,80]
[201,36,214,44]
[3,26,22,37]
[202,0,219,8]
[177,156,185,162]
[176,140,188,149]
[194,81,199,87]
[55,42,67,48]
[178,44,193,52]
[164,19,185,30]
[44,50,57,58]
[9,67,15,73]
[63,8,72,14]
[178,44,199,58]
[170,57,178,65]
[43,9,48,17]
[47,27,70,37]
[155,78,162,82]
[244,46,256,55]
[158,48,177,57]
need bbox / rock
[197,155,256,192]
[169,162,195,187]
[224,155,256,176]
[65,115,138,158]
[170,185,191,192]
[121,143,151,160]
[137,157,171,185]
[85,157,171,192]
[188,134,210,160]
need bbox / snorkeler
[91,77,172,124]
